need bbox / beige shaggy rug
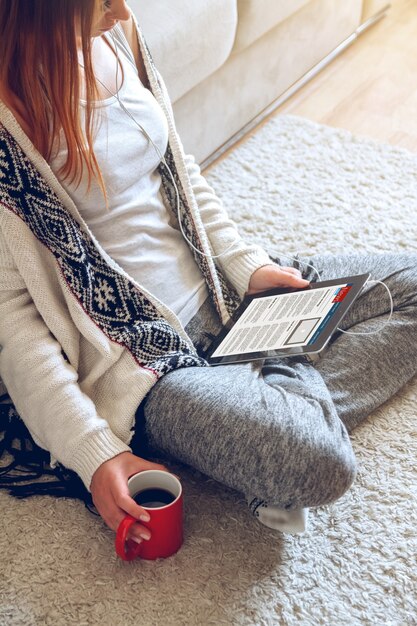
[1,115,416,626]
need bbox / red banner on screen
[333,285,352,302]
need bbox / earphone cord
[83,32,394,336]
[105,31,237,260]
[88,30,325,280]
[107,31,322,274]
[337,278,394,335]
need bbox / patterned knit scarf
[0,392,97,512]
[0,22,242,505]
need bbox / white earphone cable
[82,31,394,336]
[106,31,240,260]
[336,278,393,335]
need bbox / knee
[295,442,357,508]
[387,258,417,305]
[259,434,357,509]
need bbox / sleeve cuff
[66,428,132,492]
[222,247,273,297]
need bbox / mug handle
[115,515,143,561]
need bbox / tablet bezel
[206,273,370,366]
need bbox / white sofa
[129,0,389,167]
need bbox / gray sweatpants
[134,253,417,510]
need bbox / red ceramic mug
[115,470,183,561]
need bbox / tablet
[206,273,370,365]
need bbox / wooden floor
[226,0,417,158]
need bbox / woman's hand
[90,451,170,545]
[247,264,309,295]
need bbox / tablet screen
[207,274,370,365]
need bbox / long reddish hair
[0,0,107,196]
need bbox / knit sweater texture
[0,17,271,491]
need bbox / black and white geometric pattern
[0,28,244,498]
[0,125,207,377]
[139,26,242,322]
[158,146,242,320]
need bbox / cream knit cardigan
[0,18,271,491]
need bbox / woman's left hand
[247,264,309,295]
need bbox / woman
[0,0,416,546]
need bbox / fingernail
[140,513,150,522]
[131,536,142,544]
[140,532,151,541]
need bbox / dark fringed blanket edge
[0,393,99,516]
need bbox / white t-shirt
[49,32,208,326]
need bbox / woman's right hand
[90,451,170,544]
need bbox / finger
[128,459,179,483]
[136,459,170,473]
[127,522,151,544]
[91,489,143,540]
[126,459,170,480]
[277,271,309,287]
[112,477,152,524]
[102,488,152,542]
[109,506,152,543]
[153,464,181,480]
[280,266,303,278]
[115,503,152,544]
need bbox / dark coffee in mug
[117,470,183,560]
[133,488,175,508]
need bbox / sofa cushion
[361,0,389,22]
[233,0,311,53]
[129,0,237,103]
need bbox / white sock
[248,498,309,534]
